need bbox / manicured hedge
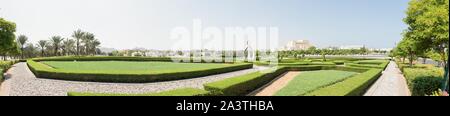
[305,69,383,96]
[254,61,336,66]
[203,65,371,96]
[346,60,389,69]
[27,59,253,83]
[403,66,444,96]
[67,88,212,96]
[0,60,19,82]
[0,69,3,82]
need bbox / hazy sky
[0,0,409,50]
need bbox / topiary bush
[403,67,444,96]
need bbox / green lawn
[41,61,241,74]
[274,70,358,96]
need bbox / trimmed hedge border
[305,69,383,96]
[1,60,19,83]
[27,57,253,83]
[67,88,213,96]
[203,65,371,96]
[345,60,389,69]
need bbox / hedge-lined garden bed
[306,69,383,96]
[397,63,444,96]
[67,88,212,96]
[203,65,374,96]
[27,57,253,83]
[1,60,19,83]
[345,60,389,69]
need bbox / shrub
[346,60,389,69]
[67,88,212,96]
[306,69,383,96]
[333,61,345,65]
[403,67,444,96]
[0,69,3,82]
[27,59,253,83]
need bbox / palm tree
[37,40,47,57]
[17,35,28,59]
[62,38,75,56]
[83,32,95,55]
[92,39,101,55]
[50,36,63,56]
[72,29,85,56]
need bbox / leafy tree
[0,18,17,60]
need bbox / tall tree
[50,36,63,56]
[62,38,75,56]
[17,35,28,59]
[0,18,17,60]
[37,40,47,57]
[404,0,449,91]
[72,29,85,56]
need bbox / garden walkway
[364,61,411,96]
[0,62,265,96]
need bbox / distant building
[282,40,314,50]
[339,45,365,50]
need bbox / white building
[282,40,314,50]
[339,45,365,50]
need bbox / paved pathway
[364,61,411,96]
[0,62,264,96]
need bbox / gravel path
[364,61,411,96]
[0,62,265,96]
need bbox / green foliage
[0,60,19,82]
[403,66,444,96]
[275,70,358,96]
[0,18,17,55]
[67,88,212,96]
[345,60,389,69]
[306,69,383,96]
[27,58,253,83]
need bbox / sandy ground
[252,71,301,96]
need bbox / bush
[306,69,383,96]
[67,88,212,96]
[0,69,3,82]
[27,59,253,83]
[346,60,389,69]
[333,61,345,65]
[403,67,444,96]
[203,65,371,96]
